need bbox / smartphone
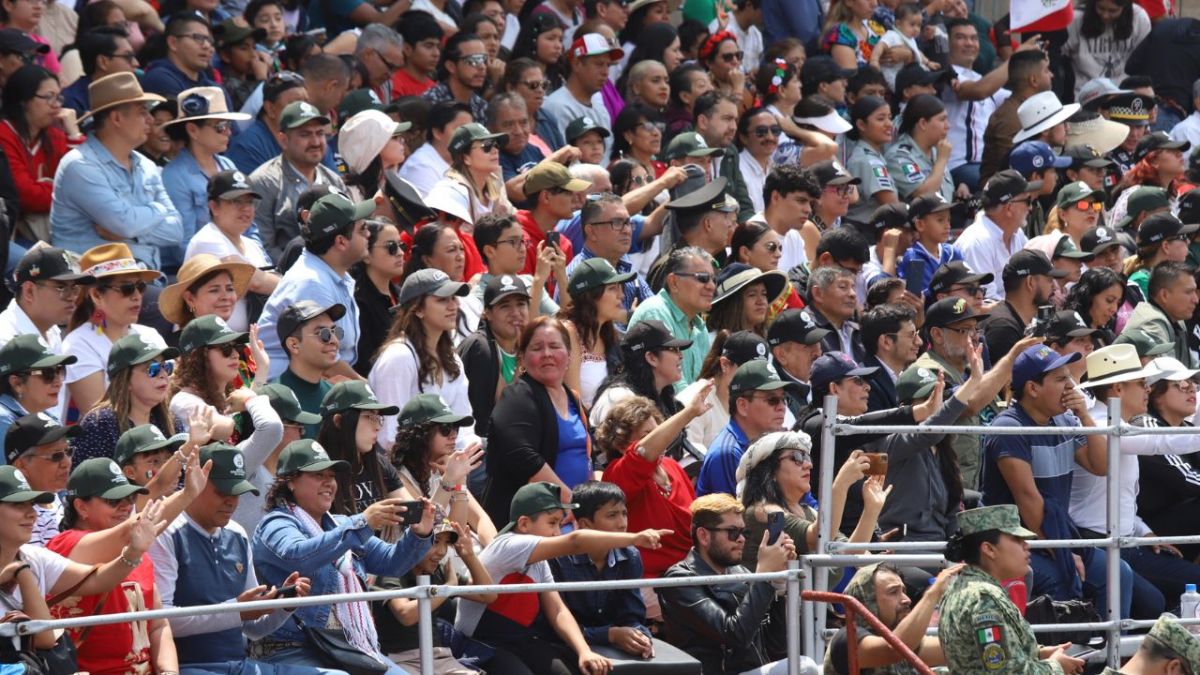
[1064,645,1098,660]
[865,453,889,476]
[766,511,785,545]
[545,231,561,251]
[396,500,425,526]
[276,584,299,598]
[904,259,924,296]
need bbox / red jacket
[0,121,68,215]
[603,444,695,578]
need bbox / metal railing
[806,394,1200,670]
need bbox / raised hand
[685,379,715,418]
[248,324,270,384]
[442,443,485,487]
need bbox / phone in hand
[904,259,924,297]
[865,453,889,476]
[766,511,785,545]
[396,500,425,526]
[275,584,299,598]
[545,231,561,251]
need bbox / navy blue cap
[1012,344,1081,394]
[810,351,878,395]
[1009,141,1072,178]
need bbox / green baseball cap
[67,458,148,500]
[0,334,76,377]
[338,88,385,121]
[1055,180,1105,210]
[728,360,798,396]
[200,443,260,496]
[1116,186,1170,229]
[565,115,610,144]
[279,100,330,130]
[567,258,635,295]
[255,383,322,425]
[107,334,180,379]
[448,123,508,157]
[396,393,473,428]
[0,466,54,504]
[320,381,400,416]
[1147,614,1200,673]
[114,424,187,467]
[306,192,376,243]
[276,439,350,476]
[956,504,1037,538]
[179,314,249,353]
[1113,328,1175,358]
[896,364,941,404]
[664,132,724,161]
[499,482,578,534]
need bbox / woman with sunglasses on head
[0,335,75,461]
[351,221,406,377]
[161,87,251,257]
[561,258,633,408]
[64,243,169,419]
[613,103,666,179]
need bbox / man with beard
[421,33,490,123]
[751,165,820,276]
[825,563,964,674]
[982,250,1065,363]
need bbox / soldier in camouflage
[1100,614,1200,674]
[938,505,1085,674]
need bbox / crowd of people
[4,0,1200,671]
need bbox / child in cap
[899,193,964,292]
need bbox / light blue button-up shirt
[256,249,359,379]
[50,136,184,269]
[161,148,237,271]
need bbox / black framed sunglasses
[478,140,500,153]
[674,271,715,284]
[101,280,147,296]
[313,325,345,344]
[436,423,459,436]
[20,366,65,383]
[721,50,744,63]
[703,525,751,541]
[752,124,783,138]
[208,342,243,357]
[375,240,404,256]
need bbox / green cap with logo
[0,334,76,377]
[67,458,148,500]
[114,424,188,467]
[0,466,54,504]
[321,381,399,416]
[1113,328,1175,358]
[279,100,330,130]
[1147,614,1200,673]
[1116,186,1171,229]
[200,443,260,496]
[896,364,941,404]
[255,383,322,425]
[6,412,81,464]
[1055,180,1105,210]
[107,334,180,379]
[956,504,1037,538]
[179,314,248,353]
[338,88,385,121]
[276,439,350,476]
[306,192,376,243]
[664,131,724,161]
[729,360,798,396]
[565,115,610,143]
[499,481,578,534]
[567,258,635,295]
[396,393,473,429]
[448,122,508,157]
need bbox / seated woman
[561,258,632,408]
[730,221,805,322]
[251,440,436,673]
[70,334,182,467]
[430,122,513,225]
[351,221,405,377]
[589,319,689,431]
[677,330,772,451]
[316,380,402,518]
[169,315,272,443]
[705,263,787,340]
[339,110,409,203]
[0,335,75,459]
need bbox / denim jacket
[251,507,432,643]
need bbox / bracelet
[160,670,179,675]
[440,481,463,493]
[119,548,142,568]
[449,494,470,503]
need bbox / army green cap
[1055,180,1105,210]
[337,88,385,121]
[279,100,329,130]
[254,383,322,425]
[114,424,187,467]
[179,314,248,353]
[956,504,1037,538]
[567,258,635,295]
[1147,614,1200,673]
[306,192,376,243]
[276,439,350,476]
[448,122,508,156]
[664,131,724,161]
[67,458,148,500]
[1116,186,1171,229]
[729,360,798,396]
[107,334,180,379]
[564,115,610,144]
[0,466,54,504]
[0,334,76,377]
[522,160,591,195]
[896,365,941,404]
[499,482,578,534]
[320,381,399,416]
[1113,328,1175,358]
[200,443,260,496]
[396,393,473,429]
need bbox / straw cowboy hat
[162,86,251,128]
[159,254,255,326]
[80,72,166,122]
[1078,344,1157,389]
[78,243,163,283]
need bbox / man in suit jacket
[860,303,921,413]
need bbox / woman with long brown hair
[314,381,404,519]
[561,258,631,407]
[429,122,513,224]
[168,315,269,442]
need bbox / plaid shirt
[421,82,489,123]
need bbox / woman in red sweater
[0,64,78,242]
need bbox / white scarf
[288,504,383,663]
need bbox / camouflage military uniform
[823,563,926,674]
[1099,614,1200,674]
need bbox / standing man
[956,170,1043,301]
[543,34,621,161]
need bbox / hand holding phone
[904,259,924,297]
[275,584,299,598]
[396,500,426,526]
[766,511,785,545]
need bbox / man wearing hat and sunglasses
[51,72,183,273]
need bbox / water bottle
[1180,584,1200,634]
[928,577,940,628]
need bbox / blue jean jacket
[251,507,432,643]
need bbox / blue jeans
[1122,545,1200,613]
[181,659,347,675]
[269,646,408,675]
[1029,547,1134,619]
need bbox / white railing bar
[834,423,1119,436]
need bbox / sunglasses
[629,175,647,186]
[313,325,345,344]
[101,280,147,296]
[32,448,72,463]
[436,423,459,436]
[674,271,715,284]
[752,124,783,138]
[460,53,488,67]
[1072,200,1103,212]
[762,241,781,253]
[949,284,985,297]
[34,282,80,299]
[146,360,174,378]
[208,342,243,357]
[825,185,854,196]
[208,121,232,133]
[375,240,404,256]
[100,496,135,508]
[521,78,552,91]
[478,140,500,153]
[638,121,666,134]
[704,525,752,540]
[21,366,65,383]
[753,393,786,407]
[721,50,744,63]
[784,448,812,465]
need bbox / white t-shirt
[454,532,552,637]
[748,212,805,273]
[941,65,1009,170]
[398,144,451,199]
[580,354,610,408]
[542,87,613,163]
[62,323,168,385]
[184,223,273,331]
[10,544,70,605]
[368,337,477,449]
[411,0,456,27]
[878,29,922,91]
[740,149,767,216]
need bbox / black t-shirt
[373,565,460,655]
[983,301,1027,364]
[352,448,402,514]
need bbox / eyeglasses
[638,121,666,134]
[34,282,80,299]
[587,217,633,231]
[375,240,404,256]
[839,375,867,386]
[362,412,384,426]
[521,78,552,91]
[496,236,528,249]
[948,284,985,297]
[753,393,786,407]
[178,32,215,46]
[825,185,854,196]
[376,50,403,71]
[32,92,63,104]
[100,280,147,297]
[674,271,715,284]
[459,53,488,67]
[703,525,751,540]
[1072,200,1104,212]
[721,50,745,63]
[436,423,459,436]
[885,331,921,342]
[628,175,647,187]
[752,124,783,138]
[31,448,72,463]
[108,51,137,63]
[945,326,985,341]
[1169,380,1198,394]
[208,342,242,357]
[312,325,344,344]
[477,140,500,153]
[268,70,305,85]
[146,360,174,378]
[19,366,65,383]
[784,448,812,465]
[208,120,232,133]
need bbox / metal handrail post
[801,557,816,661]
[817,394,838,662]
[1106,398,1122,668]
[416,574,434,675]
[787,560,800,675]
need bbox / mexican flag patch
[902,162,923,181]
[977,626,1003,644]
[872,166,890,179]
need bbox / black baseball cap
[983,169,1042,206]
[809,160,861,188]
[909,194,955,221]
[1063,144,1114,169]
[6,413,80,464]
[868,203,911,234]
[622,320,692,353]
[1137,213,1199,246]
[276,300,347,344]
[1081,225,1121,255]
[801,55,854,89]
[924,297,979,329]
[1178,188,1200,225]
[928,261,993,296]
[1002,249,1067,287]
[767,309,831,347]
[207,170,261,201]
[0,28,49,55]
[483,274,531,307]
[1135,131,1190,163]
[722,330,771,365]
[895,63,953,96]
[1053,235,1094,261]
[1044,310,1097,343]
[12,246,92,288]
